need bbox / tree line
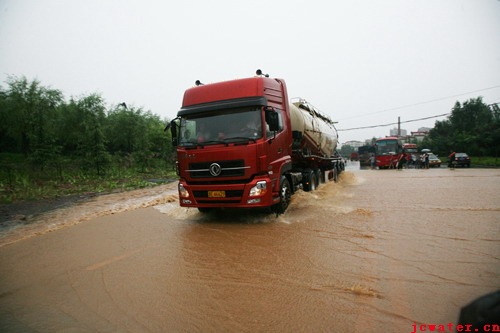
[422,97,499,157]
[0,76,174,176]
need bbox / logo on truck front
[209,163,222,176]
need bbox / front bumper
[177,176,275,208]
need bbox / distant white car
[428,153,441,167]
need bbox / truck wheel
[332,168,338,182]
[303,169,317,192]
[272,176,291,214]
[314,169,321,188]
[311,173,318,191]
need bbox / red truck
[168,70,344,214]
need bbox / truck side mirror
[168,119,178,146]
[265,107,279,132]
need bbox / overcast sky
[1,0,499,144]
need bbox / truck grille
[188,160,247,178]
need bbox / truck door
[266,108,291,191]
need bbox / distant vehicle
[421,148,431,153]
[350,152,359,161]
[403,143,418,168]
[375,137,403,169]
[403,143,418,153]
[428,153,441,167]
[358,145,375,168]
[452,153,471,168]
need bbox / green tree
[421,119,453,154]
[109,108,173,171]
[450,98,494,155]
[142,112,174,168]
[106,105,145,155]
[1,76,63,167]
[485,103,500,158]
[55,99,80,154]
[75,94,110,175]
[424,97,497,157]
[0,86,15,152]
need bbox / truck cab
[170,75,292,212]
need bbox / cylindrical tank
[289,99,338,158]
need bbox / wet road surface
[0,165,499,332]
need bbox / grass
[0,155,177,204]
[440,156,499,168]
[470,156,500,167]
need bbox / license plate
[208,190,225,198]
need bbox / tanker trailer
[288,98,342,191]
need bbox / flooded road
[0,164,499,333]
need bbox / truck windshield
[179,107,263,146]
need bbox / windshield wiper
[224,137,257,144]
[197,140,228,147]
[186,138,257,148]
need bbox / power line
[338,99,500,132]
[337,113,450,131]
[338,84,500,121]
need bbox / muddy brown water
[0,164,499,333]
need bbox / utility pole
[398,116,401,137]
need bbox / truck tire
[272,176,291,215]
[314,169,321,188]
[303,169,317,192]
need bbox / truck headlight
[249,181,267,197]
[179,183,189,198]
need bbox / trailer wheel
[332,168,338,183]
[303,169,317,192]
[314,169,322,188]
[272,176,291,215]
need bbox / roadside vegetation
[468,156,500,168]
[0,76,176,204]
